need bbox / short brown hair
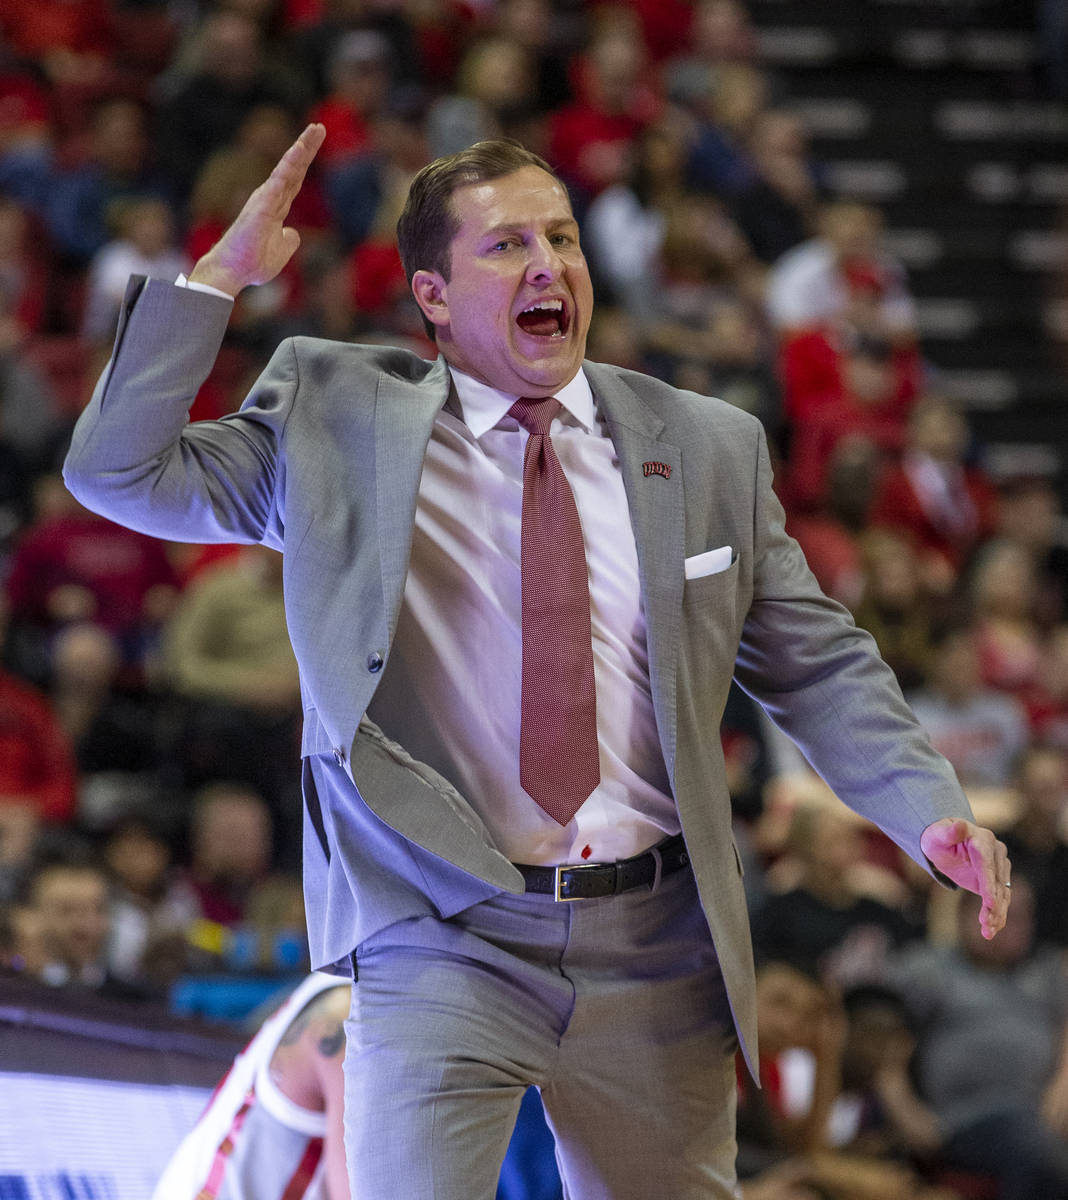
[396,138,559,287]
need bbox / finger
[258,123,326,213]
[269,124,325,198]
[995,838,1011,886]
[971,833,1011,939]
[991,838,1012,933]
[961,828,995,930]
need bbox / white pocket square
[684,545,734,580]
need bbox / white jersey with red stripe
[151,973,348,1200]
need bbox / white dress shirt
[367,366,677,867]
[176,277,677,866]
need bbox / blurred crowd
[1,0,1067,1196]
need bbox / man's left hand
[920,817,1011,939]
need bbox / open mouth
[515,298,570,339]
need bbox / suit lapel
[371,357,686,785]
[373,357,452,637]
[584,362,685,787]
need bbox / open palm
[920,816,1011,939]
[189,123,326,297]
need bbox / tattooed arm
[270,983,352,1199]
[310,985,351,1200]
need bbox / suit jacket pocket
[682,554,740,612]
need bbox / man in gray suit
[64,125,1011,1199]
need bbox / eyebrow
[481,217,579,239]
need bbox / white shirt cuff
[175,273,235,302]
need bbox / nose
[526,235,564,283]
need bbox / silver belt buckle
[554,865,582,901]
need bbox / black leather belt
[515,834,689,901]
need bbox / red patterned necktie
[509,396,600,825]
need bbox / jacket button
[333,746,345,765]
[366,651,384,673]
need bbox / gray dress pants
[343,863,741,1199]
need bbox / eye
[489,239,516,253]
[550,233,574,247]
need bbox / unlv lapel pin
[642,461,672,479]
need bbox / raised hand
[920,817,1011,939]
[188,123,326,297]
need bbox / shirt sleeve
[175,273,235,302]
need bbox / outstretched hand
[920,817,1011,939]
[188,123,326,297]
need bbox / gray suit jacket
[64,277,973,1072]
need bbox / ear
[411,269,450,329]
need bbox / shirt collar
[446,363,595,439]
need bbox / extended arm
[735,426,1009,937]
[62,125,327,548]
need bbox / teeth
[522,299,563,314]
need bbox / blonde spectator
[82,197,188,345]
[751,804,920,990]
[162,544,297,715]
[161,545,301,855]
[767,200,916,340]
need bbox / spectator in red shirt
[1,0,114,84]
[968,539,1044,697]
[785,333,908,513]
[768,201,917,341]
[177,782,275,930]
[1022,625,1068,750]
[4,482,179,672]
[868,394,997,592]
[0,666,78,825]
[776,206,923,433]
[549,17,661,205]
[0,194,47,337]
[0,61,53,210]
[626,0,695,62]
[306,29,392,167]
[785,438,878,613]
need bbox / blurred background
[0,1,1067,1197]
